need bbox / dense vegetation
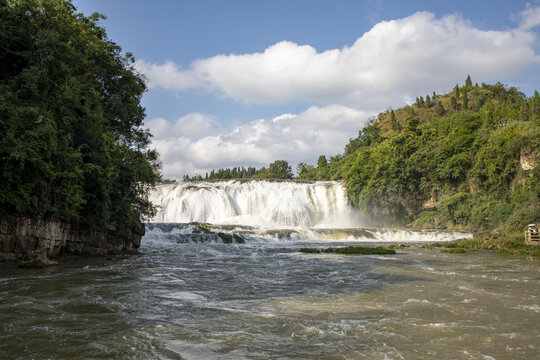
[182,160,293,181]
[0,0,160,231]
[298,78,540,234]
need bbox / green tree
[0,0,160,231]
[462,88,468,110]
[451,96,458,110]
[267,160,293,179]
[317,155,328,169]
[297,163,315,179]
[465,74,472,87]
[391,110,401,132]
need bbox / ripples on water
[0,230,539,359]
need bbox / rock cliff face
[0,216,143,261]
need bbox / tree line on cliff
[299,79,540,233]
[181,160,294,181]
[0,0,160,232]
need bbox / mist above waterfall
[148,180,363,229]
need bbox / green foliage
[390,110,401,131]
[299,246,396,255]
[426,232,540,256]
[0,0,160,231]
[462,88,468,109]
[309,81,539,232]
[454,84,460,98]
[317,155,328,168]
[440,248,467,253]
[451,96,458,110]
[183,166,260,181]
[252,160,294,179]
[184,160,293,181]
[465,75,472,87]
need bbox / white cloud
[147,106,371,179]
[136,11,540,111]
[520,4,540,30]
[146,113,218,140]
[135,59,202,90]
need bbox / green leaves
[341,83,540,230]
[0,0,159,230]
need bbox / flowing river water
[0,181,539,359]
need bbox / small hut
[525,224,539,244]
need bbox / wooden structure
[525,224,539,245]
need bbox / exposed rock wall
[0,216,143,261]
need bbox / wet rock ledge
[0,216,143,263]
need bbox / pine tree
[391,110,401,131]
[465,75,472,87]
[462,89,468,110]
[454,84,460,98]
[426,94,431,107]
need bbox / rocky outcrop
[0,216,143,262]
[520,150,537,171]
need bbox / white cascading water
[147,180,473,242]
[148,180,357,229]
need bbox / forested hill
[299,78,540,232]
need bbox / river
[0,181,538,359]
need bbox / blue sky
[74,0,540,178]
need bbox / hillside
[299,78,540,236]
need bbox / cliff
[0,216,143,262]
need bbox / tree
[435,100,445,115]
[317,155,328,169]
[451,96,458,110]
[454,84,460,98]
[462,88,468,110]
[465,75,472,87]
[391,110,401,132]
[0,0,160,231]
[425,94,431,108]
[297,163,315,179]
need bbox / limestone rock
[0,216,143,261]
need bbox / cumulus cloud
[147,106,371,179]
[136,11,540,111]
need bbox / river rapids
[0,180,538,359]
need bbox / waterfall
[148,180,357,228]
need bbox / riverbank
[0,216,144,264]
[424,231,540,257]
